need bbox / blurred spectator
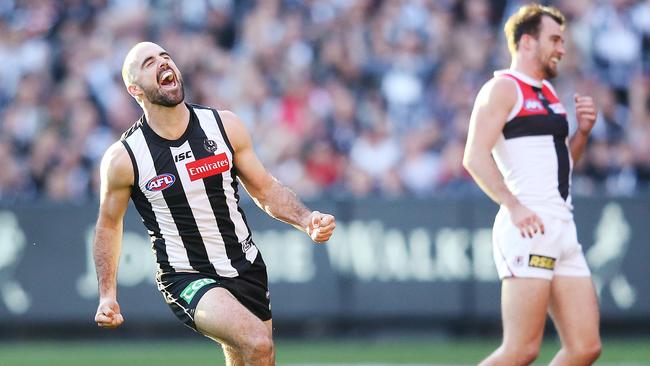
[1,0,648,203]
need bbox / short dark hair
[504,3,565,54]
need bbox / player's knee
[245,334,274,362]
[503,343,540,366]
[568,339,602,364]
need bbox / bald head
[121,41,185,107]
[121,41,165,88]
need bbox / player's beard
[539,52,559,79]
[142,78,185,107]
[542,60,558,79]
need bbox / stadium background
[1,0,649,365]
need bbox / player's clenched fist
[574,93,597,134]
[95,298,124,329]
[306,211,336,243]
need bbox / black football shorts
[156,253,272,331]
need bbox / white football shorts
[492,207,591,280]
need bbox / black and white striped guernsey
[121,103,259,278]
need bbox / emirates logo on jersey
[186,153,230,181]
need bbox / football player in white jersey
[463,4,601,366]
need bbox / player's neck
[510,58,545,83]
[143,102,190,140]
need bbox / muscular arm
[463,78,519,208]
[93,141,133,328]
[463,77,543,238]
[220,111,335,242]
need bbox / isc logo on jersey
[524,99,544,112]
[186,152,230,181]
[146,173,176,191]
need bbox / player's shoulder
[216,109,248,134]
[188,103,243,128]
[101,141,134,186]
[215,110,251,152]
[483,75,518,94]
[475,75,518,106]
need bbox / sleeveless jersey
[492,70,573,219]
[121,104,259,278]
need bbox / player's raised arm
[219,110,335,243]
[93,141,133,328]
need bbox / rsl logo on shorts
[528,254,556,270]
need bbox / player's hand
[95,298,124,329]
[306,211,336,243]
[574,93,597,135]
[507,203,545,238]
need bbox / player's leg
[221,343,245,366]
[479,278,551,366]
[194,287,274,366]
[548,276,601,366]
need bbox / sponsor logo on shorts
[528,254,556,270]
[180,278,216,304]
[145,173,176,191]
[185,153,230,181]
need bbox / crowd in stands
[1,0,649,203]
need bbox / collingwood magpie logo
[204,139,218,153]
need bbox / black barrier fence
[0,198,648,334]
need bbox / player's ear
[520,34,534,51]
[127,84,142,100]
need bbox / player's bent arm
[94,142,133,305]
[462,78,519,209]
[569,94,598,163]
[220,111,335,242]
[569,129,589,163]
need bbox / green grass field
[1,338,649,365]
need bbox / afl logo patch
[145,173,176,191]
[524,99,544,112]
[204,139,218,153]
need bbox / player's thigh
[194,287,271,350]
[501,277,551,347]
[492,209,562,279]
[548,276,600,347]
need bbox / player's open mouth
[159,69,177,88]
